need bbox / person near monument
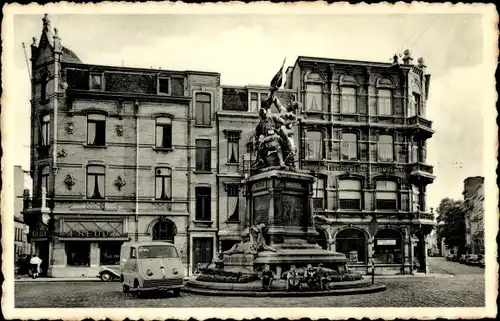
[286,265,300,291]
[29,253,42,279]
[305,264,317,290]
[316,263,329,290]
[261,264,275,291]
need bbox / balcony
[409,162,435,185]
[407,116,434,139]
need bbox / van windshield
[138,246,179,259]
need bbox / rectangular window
[158,78,170,95]
[155,117,172,149]
[40,74,48,102]
[306,131,323,160]
[341,133,358,161]
[378,135,393,162]
[249,92,259,112]
[155,167,172,200]
[226,131,240,163]
[227,184,240,221]
[313,178,325,210]
[195,186,211,221]
[90,74,103,90]
[195,139,211,171]
[87,114,106,146]
[195,93,212,126]
[86,165,105,199]
[40,166,50,195]
[66,242,90,267]
[41,114,50,146]
[377,89,392,116]
[341,87,357,114]
[305,84,323,112]
[99,242,122,265]
[376,180,398,210]
[339,179,362,210]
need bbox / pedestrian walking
[29,254,42,279]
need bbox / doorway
[192,237,214,273]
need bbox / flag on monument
[270,58,286,89]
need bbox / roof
[62,46,82,63]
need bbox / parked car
[458,254,467,264]
[97,266,120,282]
[465,254,481,266]
[479,256,485,268]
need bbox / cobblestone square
[14,258,485,308]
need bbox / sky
[8,12,491,211]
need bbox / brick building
[24,15,220,277]
[462,176,484,255]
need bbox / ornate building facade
[24,15,220,277]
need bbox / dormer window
[158,77,171,95]
[90,74,103,90]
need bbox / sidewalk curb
[15,277,196,283]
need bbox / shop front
[372,228,406,275]
[49,218,130,277]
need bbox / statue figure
[250,59,302,171]
[220,224,278,259]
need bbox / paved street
[15,258,484,308]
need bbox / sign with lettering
[61,220,125,238]
[377,239,397,246]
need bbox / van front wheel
[172,288,181,297]
[122,284,130,293]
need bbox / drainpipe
[186,79,192,275]
[134,100,140,242]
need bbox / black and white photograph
[1,2,497,320]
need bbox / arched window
[336,229,367,263]
[305,84,323,112]
[338,179,362,210]
[152,219,177,243]
[40,114,50,146]
[373,229,403,264]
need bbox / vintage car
[479,256,485,268]
[97,266,120,282]
[458,254,467,264]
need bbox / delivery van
[120,242,184,296]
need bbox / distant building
[14,165,32,258]
[462,176,484,255]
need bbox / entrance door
[192,237,214,273]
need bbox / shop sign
[377,239,397,246]
[61,220,125,238]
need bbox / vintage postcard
[1,2,498,320]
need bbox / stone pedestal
[245,169,348,273]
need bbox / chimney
[402,49,413,65]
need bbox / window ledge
[226,162,239,166]
[153,147,174,153]
[226,220,241,224]
[194,170,213,174]
[83,144,107,149]
[193,124,213,128]
[340,113,359,116]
